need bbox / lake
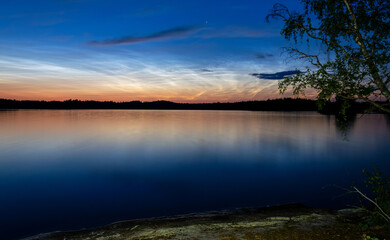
[0,110,389,239]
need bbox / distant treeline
[0,98,374,113]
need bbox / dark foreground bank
[0,98,377,113]
[24,204,390,240]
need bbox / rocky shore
[24,204,389,240]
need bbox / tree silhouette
[267,0,390,114]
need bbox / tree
[267,0,390,114]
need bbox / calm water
[1,110,389,239]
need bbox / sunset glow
[0,0,308,102]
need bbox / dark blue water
[0,110,389,239]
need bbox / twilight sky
[0,0,314,102]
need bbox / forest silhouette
[0,98,376,114]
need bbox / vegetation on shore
[0,98,383,114]
[268,0,390,114]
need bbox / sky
[0,0,314,103]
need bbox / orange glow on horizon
[0,73,318,103]
[0,86,317,103]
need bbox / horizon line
[0,97,315,104]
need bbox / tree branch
[297,22,364,63]
[353,186,390,223]
[363,98,390,114]
[342,0,390,100]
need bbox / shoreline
[1,98,379,114]
[23,204,390,240]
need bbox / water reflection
[335,114,357,140]
[0,110,389,239]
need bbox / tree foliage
[267,0,390,113]
[359,167,390,224]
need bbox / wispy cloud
[199,25,277,38]
[250,70,301,80]
[87,26,206,46]
[200,68,213,72]
[255,53,274,59]
[87,25,277,46]
[0,50,285,102]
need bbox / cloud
[255,53,274,59]
[199,25,278,38]
[250,70,301,80]
[87,25,278,47]
[253,84,281,99]
[87,26,206,46]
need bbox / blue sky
[0,0,312,102]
